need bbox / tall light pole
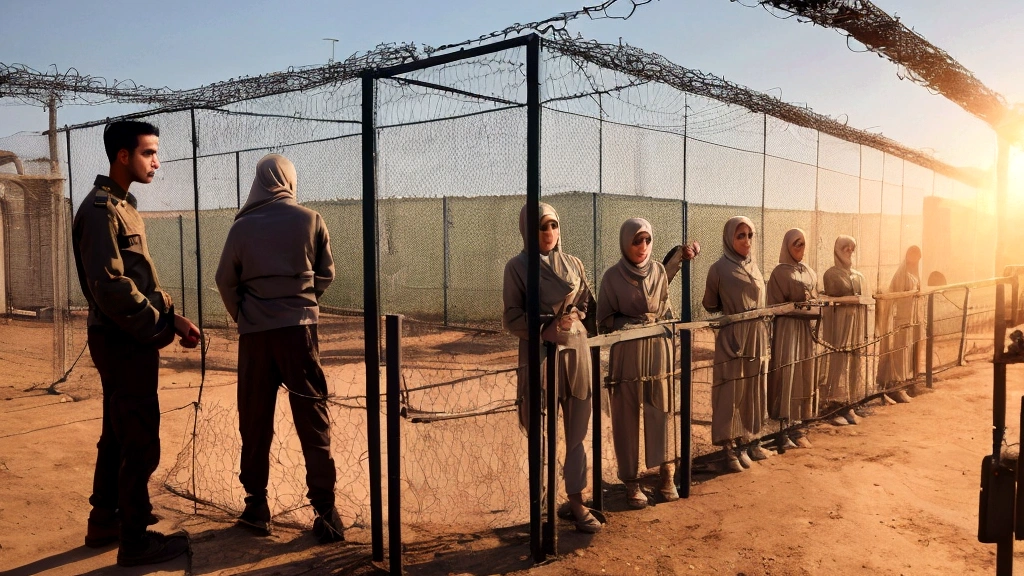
[323,38,339,64]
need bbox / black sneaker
[312,508,344,544]
[116,530,189,567]
[237,495,272,535]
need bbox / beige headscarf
[237,154,297,219]
[834,235,856,270]
[722,216,761,280]
[618,218,654,278]
[888,245,921,293]
[778,228,807,267]
[606,218,662,318]
[517,202,582,315]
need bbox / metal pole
[361,72,385,563]
[64,126,74,323]
[190,108,206,382]
[235,151,241,210]
[591,346,603,510]
[679,328,693,498]
[994,284,1006,460]
[761,114,768,268]
[526,33,544,564]
[680,201,693,498]
[385,315,403,575]
[1012,274,1020,327]
[595,92,603,289]
[958,288,971,366]
[178,215,186,318]
[544,344,558,556]
[64,127,73,206]
[925,293,934,388]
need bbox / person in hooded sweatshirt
[598,218,696,509]
[502,202,602,534]
[766,228,817,450]
[875,245,921,403]
[215,154,344,544]
[819,235,867,425]
[702,216,770,472]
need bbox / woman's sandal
[626,483,649,509]
[573,510,603,534]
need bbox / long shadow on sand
[183,524,378,576]
[1,545,114,576]
[401,522,597,575]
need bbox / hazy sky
[2,0,1022,169]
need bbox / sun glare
[1010,147,1024,203]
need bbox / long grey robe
[701,216,769,445]
[502,202,593,495]
[819,235,867,403]
[766,228,817,422]
[876,247,921,387]
[597,218,674,481]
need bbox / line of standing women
[503,204,921,521]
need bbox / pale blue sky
[2,0,1022,168]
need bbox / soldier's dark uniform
[72,174,177,543]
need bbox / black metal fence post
[958,288,971,366]
[926,293,934,388]
[385,315,403,575]
[526,33,544,564]
[679,201,693,497]
[591,346,603,510]
[189,108,206,381]
[64,128,73,208]
[544,343,557,556]
[235,151,241,210]
[679,328,693,498]
[178,215,186,318]
[361,71,385,563]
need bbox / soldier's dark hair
[103,121,160,164]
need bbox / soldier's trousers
[87,326,161,539]
[237,325,336,513]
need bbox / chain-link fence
[0,32,1005,569]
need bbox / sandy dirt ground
[2,313,1024,575]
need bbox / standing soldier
[74,120,199,567]
[215,153,343,543]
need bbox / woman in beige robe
[597,218,678,509]
[502,202,601,533]
[819,235,867,424]
[875,245,921,402]
[767,228,817,448]
[702,216,770,472]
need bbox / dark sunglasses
[632,236,652,246]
